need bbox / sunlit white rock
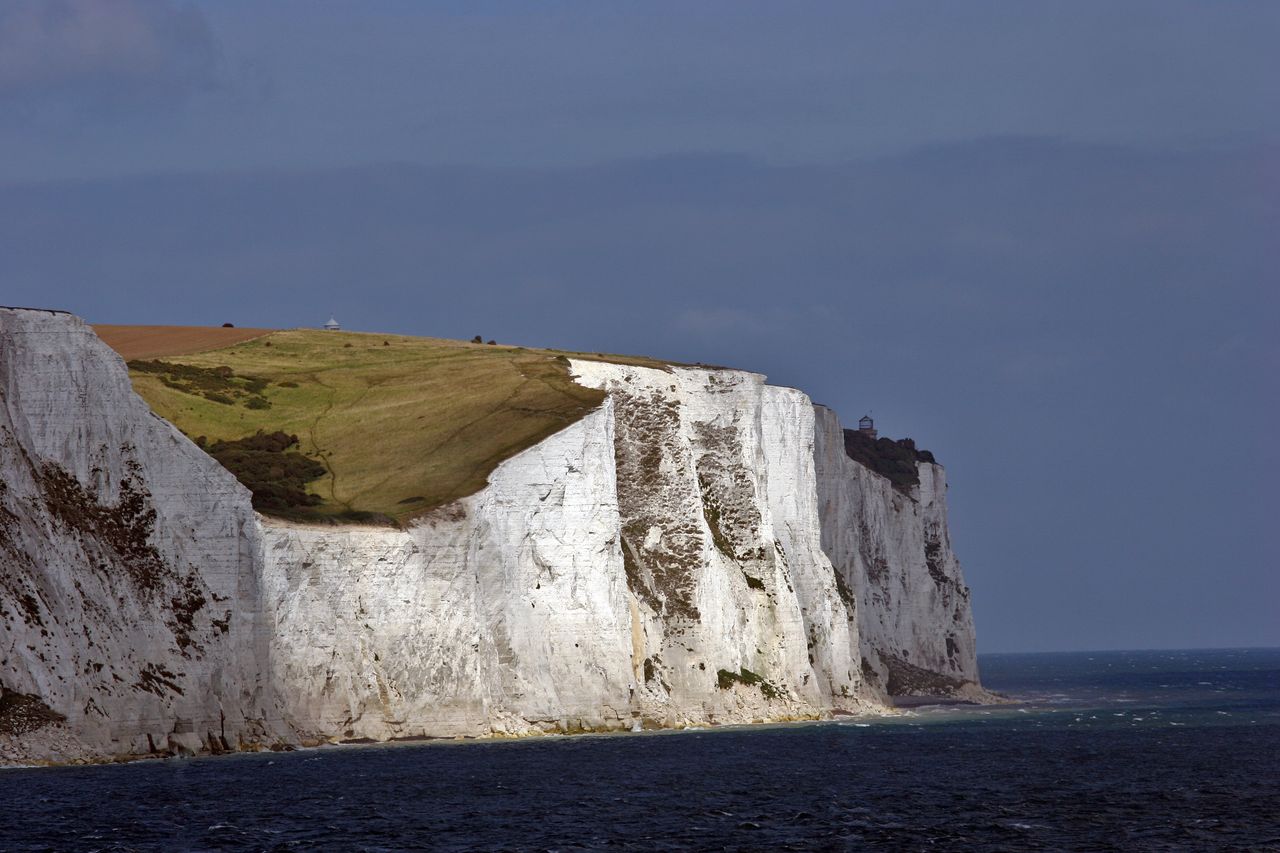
[0,308,282,763]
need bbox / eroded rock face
[1,309,987,763]
[569,362,870,722]
[261,364,881,737]
[0,308,282,764]
[813,406,984,700]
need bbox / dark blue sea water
[2,648,1278,851]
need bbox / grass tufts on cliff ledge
[95,326,675,526]
[841,430,937,496]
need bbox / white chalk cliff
[0,309,282,763]
[1,308,987,764]
[813,407,984,701]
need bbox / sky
[0,0,1276,653]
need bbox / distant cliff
[1,308,988,765]
[814,409,984,701]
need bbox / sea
[1,648,1277,851]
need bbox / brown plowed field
[93,325,276,360]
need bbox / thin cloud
[0,0,219,108]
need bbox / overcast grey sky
[1,1,1276,653]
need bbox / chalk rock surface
[1,309,987,764]
[261,362,875,738]
[0,308,282,764]
[814,406,986,701]
[260,403,637,740]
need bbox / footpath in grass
[114,328,673,526]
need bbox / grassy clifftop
[103,327,673,525]
[841,429,938,496]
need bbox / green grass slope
[124,329,674,525]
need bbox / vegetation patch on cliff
[841,429,936,496]
[923,528,952,589]
[135,663,185,697]
[882,654,968,698]
[113,328,682,525]
[128,360,272,410]
[832,567,857,611]
[36,458,169,594]
[0,688,65,736]
[0,487,26,570]
[196,431,328,517]
[716,667,782,700]
[860,656,881,688]
[167,573,209,658]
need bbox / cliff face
[813,406,983,700]
[1,310,985,764]
[259,404,636,739]
[0,309,282,763]
[566,362,866,720]
[261,363,869,738]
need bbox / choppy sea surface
[2,648,1278,851]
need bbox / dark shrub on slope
[198,431,326,513]
[841,429,936,496]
